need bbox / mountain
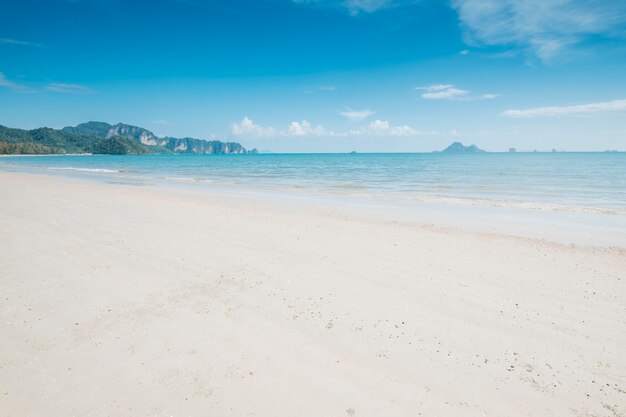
[61,121,113,138]
[64,122,159,145]
[63,121,255,155]
[437,141,487,154]
[0,122,257,155]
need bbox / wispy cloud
[45,83,95,94]
[417,84,467,100]
[292,0,413,15]
[343,0,390,14]
[352,119,430,137]
[317,86,336,91]
[0,75,92,95]
[451,0,626,62]
[339,108,375,121]
[0,38,43,47]
[416,84,498,101]
[0,72,31,92]
[502,99,626,118]
[232,117,435,138]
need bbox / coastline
[0,152,94,157]
[2,163,625,247]
[2,153,624,225]
[1,171,625,417]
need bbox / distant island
[436,141,487,154]
[0,121,257,155]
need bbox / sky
[1,0,626,152]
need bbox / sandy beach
[0,172,624,417]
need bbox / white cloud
[232,117,434,138]
[451,0,626,62]
[45,83,94,94]
[416,84,498,101]
[339,109,375,121]
[233,117,331,138]
[355,119,429,137]
[0,72,30,91]
[288,120,330,136]
[421,86,469,100]
[417,84,454,92]
[0,38,42,47]
[502,99,626,118]
[318,86,336,91]
[232,117,280,138]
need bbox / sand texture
[1,173,625,417]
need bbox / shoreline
[1,171,625,417]
[0,151,623,156]
[3,170,626,248]
[0,152,94,157]
[1,153,625,223]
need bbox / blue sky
[1,0,626,152]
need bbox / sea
[1,152,624,216]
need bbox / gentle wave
[47,167,121,173]
[331,183,371,190]
[393,194,626,216]
[163,176,197,181]
[310,187,626,215]
[163,176,215,183]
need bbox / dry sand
[0,172,625,417]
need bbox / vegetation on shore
[0,140,52,154]
[91,136,151,155]
[0,122,257,155]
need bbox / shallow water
[1,152,625,215]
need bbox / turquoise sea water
[1,153,625,215]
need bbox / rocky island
[436,141,487,154]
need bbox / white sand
[1,172,624,417]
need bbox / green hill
[91,136,151,155]
[0,122,257,155]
